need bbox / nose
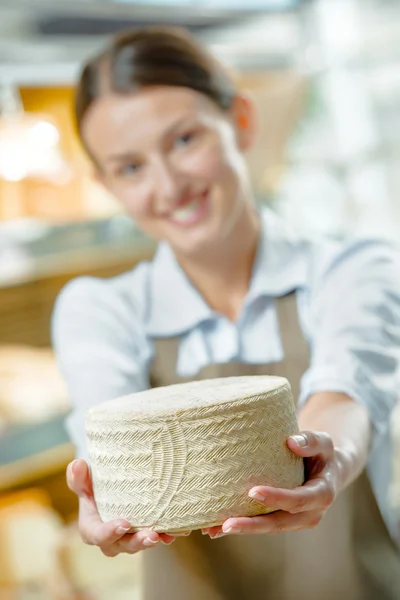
[153,157,182,212]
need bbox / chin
[172,229,223,258]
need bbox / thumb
[66,459,93,498]
[287,431,334,459]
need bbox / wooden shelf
[0,244,154,519]
[0,244,154,347]
[0,443,75,493]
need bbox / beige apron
[143,294,400,600]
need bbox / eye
[118,162,141,177]
[174,131,197,149]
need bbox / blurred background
[0,0,400,597]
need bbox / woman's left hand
[203,431,342,539]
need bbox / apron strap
[274,292,310,403]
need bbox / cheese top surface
[86,375,290,420]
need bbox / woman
[52,26,400,600]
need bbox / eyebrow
[104,115,195,165]
[105,152,138,166]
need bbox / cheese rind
[86,375,304,533]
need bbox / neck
[175,205,261,321]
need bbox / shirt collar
[247,208,308,302]
[146,207,308,337]
[146,243,213,336]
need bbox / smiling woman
[52,24,400,600]
[76,27,257,263]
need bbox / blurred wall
[0,72,307,223]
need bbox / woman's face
[82,85,255,256]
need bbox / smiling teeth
[171,197,203,222]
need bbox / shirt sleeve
[51,275,150,458]
[299,239,400,441]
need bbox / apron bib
[142,294,400,600]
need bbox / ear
[229,92,257,152]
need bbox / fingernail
[211,532,227,539]
[222,523,241,534]
[222,527,241,534]
[249,491,266,502]
[115,525,131,535]
[290,434,307,447]
[71,460,79,476]
[143,537,159,546]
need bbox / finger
[66,459,93,497]
[287,431,334,459]
[80,513,133,546]
[67,461,132,545]
[109,529,176,548]
[66,459,132,545]
[101,529,177,555]
[221,510,323,535]
[159,533,176,544]
[206,526,225,538]
[77,487,132,546]
[112,530,176,554]
[68,461,177,548]
[248,480,328,513]
[113,529,161,554]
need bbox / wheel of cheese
[86,375,304,533]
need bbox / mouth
[167,190,209,227]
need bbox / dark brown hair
[75,26,237,137]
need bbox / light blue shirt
[52,207,400,545]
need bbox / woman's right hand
[66,459,176,557]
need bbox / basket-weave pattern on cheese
[86,376,304,533]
